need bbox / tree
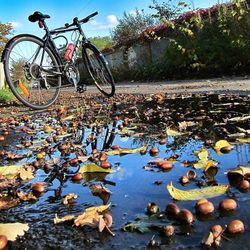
[111,9,158,46]
[149,0,189,21]
[89,36,113,50]
[0,22,12,57]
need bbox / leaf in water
[16,191,37,201]
[214,140,231,153]
[0,179,17,189]
[228,115,250,122]
[0,165,22,179]
[19,168,34,181]
[43,125,54,133]
[193,148,208,169]
[237,138,250,143]
[54,214,76,224]
[79,163,111,173]
[226,166,250,178]
[62,115,75,121]
[166,182,229,200]
[90,184,112,195]
[166,127,185,136]
[106,145,148,156]
[122,221,151,233]
[0,223,29,241]
[178,121,197,131]
[62,193,78,205]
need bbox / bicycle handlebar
[52,11,98,33]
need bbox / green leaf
[167,182,229,200]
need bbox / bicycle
[1,11,115,110]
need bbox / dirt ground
[0,76,249,117]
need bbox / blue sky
[0,0,228,38]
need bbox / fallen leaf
[0,223,29,241]
[62,193,78,205]
[0,165,22,179]
[54,214,76,224]
[166,127,185,136]
[0,196,19,210]
[227,165,250,180]
[16,191,37,201]
[106,145,148,156]
[79,163,112,173]
[19,168,34,181]
[237,138,250,143]
[214,140,231,153]
[167,182,229,200]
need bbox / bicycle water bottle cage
[28,11,50,22]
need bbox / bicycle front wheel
[82,43,115,97]
[3,35,61,110]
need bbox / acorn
[45,137,52,143]
[219,198,237,212]
[53,135,60,143]
[58,143,67,152]
[100,161,111,169]
[112,115,119,121]
[159,139,167,145]
[32,182,45,193]
[118,124,123,130]
[0,235,8,250]
[0,135,5,142]
[238,179,249,190]
[211,224,223,238]
[227,220,245,234]
[99,152,107,162]
[196,201,214,215]
[165,203,180,217]
[111,145,120,150]
[179,175,189,184]
[178,209,194,224]
[220,146,231,154]
[163,225,175,236]
[186,170,197,180]
[72,173,82,181]
[158,161,173,171]
[43,163,50,172]
[69,158,79,166]
[159,133,167,139]
[147,202,159,215]
[149,147,159,156]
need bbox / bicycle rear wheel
[82,43,115,97]
[3,35,61,110]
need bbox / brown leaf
[0,179,17,189]
[19,168,34,181]
[16,191,37,201]
[0,196,19,210]
[201,232,214,247]
[98,217,106,232]
[62,193,78,205]
[54,214,76,224]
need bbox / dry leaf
[16,191,37,201]
[54,214,76,224]
[0,196,19,210]
[79,163,112,173]
[0,223,29,241]
[19,168,34,181]
[201,232,214,247]
[167,182,229,200]
[62,193,78,205]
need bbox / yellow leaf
[237,138,250,143]
[79,163,111,173]
[43,125,54,133]
[0,165,22,179]
[106,145,148,156]
[62,115,75,121]
[0,223,29,241]
[204,160,218,172]
[214,140,231,152]
[167,182,229,200]
[19,168,34,181]
[193,148,209,169]
[166,127,184,136]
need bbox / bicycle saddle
[28,11,50,22]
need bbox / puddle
[0,93,249,249]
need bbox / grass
[0,88,13,103]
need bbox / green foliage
[89,36,113,50]
[149,0,189,21]
[0,22,12,57]
[162,0,250,78]
[0,88,13,103]
[111,9,158,46]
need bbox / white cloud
[9,21,22,29]
[90,14,118,30]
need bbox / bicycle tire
[82,43,115,97]
[3,34,61,110]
